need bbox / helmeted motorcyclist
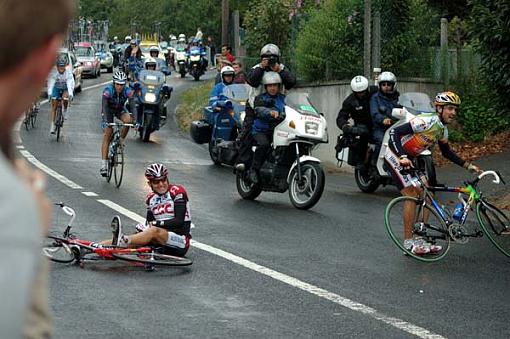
[236,43,296,171]
[369,71,401,166]
[149,46,171,75]
[186,38,208,71]
[336,75,377,168]
[248,71,286,184]
[209,66,235,110]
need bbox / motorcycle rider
[99,71,135,177]
[137,58,172,122]
[369,71,400,170]
[336,75,377,169]
[386,91,481,255]
[236,43,296,171]
[248,72,286,184]
[94,163,192,257]
[149,46,171,75]
[209,66,236,114]
[47,57,74,134]
[187,38,208,72]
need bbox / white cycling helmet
[379,71,397,87]
[262,71,282,85]
[260,43,280,57]
[350,75,369,93]
[144,57,157,70]
[113,71,127,85]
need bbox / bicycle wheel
[112,252,192,266]
[114,144,124,188]
[42,239,76,263]
[385,196,450,262]
[477,200,510,258]
[30,108,37,128]
[24,111,30,131]
[55,105,62,142]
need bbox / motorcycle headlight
[305,122,319,135]
[144,93,157,103]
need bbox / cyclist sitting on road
[47,57,74,134]
[385,91,481,255]
[99,71,135,177]
[95,163,192,257]
[248,71,286,184]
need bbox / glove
[466,162,481,174]
[342,125,352,134]
[100,120,108,129]
[135,222,150,233]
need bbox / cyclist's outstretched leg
[119,112,133,145]
[62,91,69,119]
[100,110,114,177]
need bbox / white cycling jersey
[47,66,74,97]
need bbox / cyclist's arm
[388,122,413,157]
[47,73,56,98]
[66,70,75,98]
[438,141,465,167]
[101,93,110,121]
[149,201,187,230]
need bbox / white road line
[16,80,445,339]
[96,199,444,339]
[16,145,24,149]
[19,150,83,190]
[82,192,98,197]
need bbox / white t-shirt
[0,155,41,339]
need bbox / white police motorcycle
[236,92,328,210]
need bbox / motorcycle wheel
[288,162,325,210]
[208,140,221,165]
[236,172,262,200]
[141,115,153,142]
[416,155,437,187]
[355,167,380,193]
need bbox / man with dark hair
[0,0,76,337]
[221,44,235,63]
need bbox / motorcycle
[187,47,206,81]
[351,92,437,193]
[190,84,249,165]
[134,69,173,142]
[174,46,187,78]
[236,92,329,210]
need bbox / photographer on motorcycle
[336,75,377,169]
[236,43,296,171]
[370,71,401,169]
[248,72,286,184]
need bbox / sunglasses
[380,82,393,87]
[149,178,167,185]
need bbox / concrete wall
[294,79,444,167]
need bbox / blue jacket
[252,92,286,135]
[209,82,229,109]
[370,90,400,139]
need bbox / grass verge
[175,80,214,132]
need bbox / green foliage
[175,81,215,131]
[466,0,510,119]
[242,0,293,57]
[449,73,509,142]
[294,0,364,82]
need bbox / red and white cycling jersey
[146,184,191,223]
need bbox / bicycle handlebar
[54,202,76,229]
[473,170,504,186]
[106,122,135,127]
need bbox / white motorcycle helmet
[125,35,132,43]
[149,46,159,57]
[178,33,186,40]
[379,71,397,88]
[221,66,235,83]
[260,43,280,58]
[144,57,157,70]
[350,75,369,93]
[178,37,186,44]
[262,71,282,86]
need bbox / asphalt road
[18,69,510,338]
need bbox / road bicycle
[54,97,69,142]
[42,203,192,270]
[105,122,134,187]
[23,101,39,131]
[384,169,509,262]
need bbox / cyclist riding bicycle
[95,163,192,257]
[47,57,74,134]
[99,71,135,177]
[385,91,481,255]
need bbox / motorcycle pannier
[217,140,238,166]
[190,119,212,144]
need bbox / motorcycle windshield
[286,92,321,117]
[139,70,165,87]
[399,92,435,115]
[222,84,250,103]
